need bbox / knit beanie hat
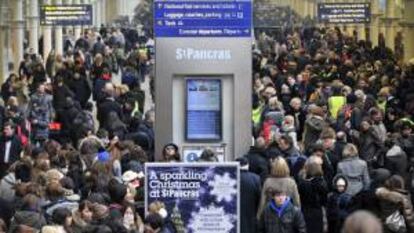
[97,148,110,162]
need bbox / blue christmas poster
[145,162,240,233]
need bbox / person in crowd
[144,213,172,233]
[197,148,219,162]
[277,135,306,177]
[237,157,261,233]
[376,175,414,233]
[27,83,54,146]
[327,175,353,233]
[258,157,301,218]
[71,200,94,233]
[245,137,269,183]
[0,122,23,178]
[41,207,73,233]
[297,161,328,233]
[161,143,181,162]
[257,187,306,233]
[9,194,47,232]
[337,143,371,196]
[342,210,383,233]
[303,105,326,153]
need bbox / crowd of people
[245,20,414,233]
[0,4,412,233]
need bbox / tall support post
[54,0,63,55]
[43,0,53,62]
[28,0,40,54]
[10,0,24,72]
[403,0,414,62]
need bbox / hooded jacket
[0,173,16,201]
[385,145,408,180]
[303,115,326,152]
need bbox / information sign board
[154,0,252,37]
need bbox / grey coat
[337,156,371,196]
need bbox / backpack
[16,120,31,146]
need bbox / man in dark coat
[245,137,269,183]
[0,122,22,178]
[97,85,123,129]
[237,157,261,233]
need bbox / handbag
[386,210,407,233]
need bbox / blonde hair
[148,201,166,214]
[270,157,290,178]
[343,143,359,158]
[268,97,282,110]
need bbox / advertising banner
[318,3,371,24]
[145,163,240,233]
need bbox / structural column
[95,0,102,28]
[82,0,91,32]
[385,0,398,50]
[100,0,107,27]
[54,0,63,55]
[10,0,24,71]
[370,0,381,46]
[0,1,8,83]
[403,0,414,61]
[28,0,40,54]
[308,0,316,19]
[43,0,52,62]
[74,0,82,39]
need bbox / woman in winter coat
[376,175,414,233]
[258,157,301,219]
[297,161,329,233]
[337,143,371,196]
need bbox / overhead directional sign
[318,3,371,24]
[154,0,252,37]
[40,5,93,26]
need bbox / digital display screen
[40,5,93,26]
[186,79,222,140]
[318,3,370,24]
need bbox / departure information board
[154,0,252,37]
[318,3,370,24]
[40,5,93,26]
[186,79,222,140]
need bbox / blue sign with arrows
[154,0,252,37]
